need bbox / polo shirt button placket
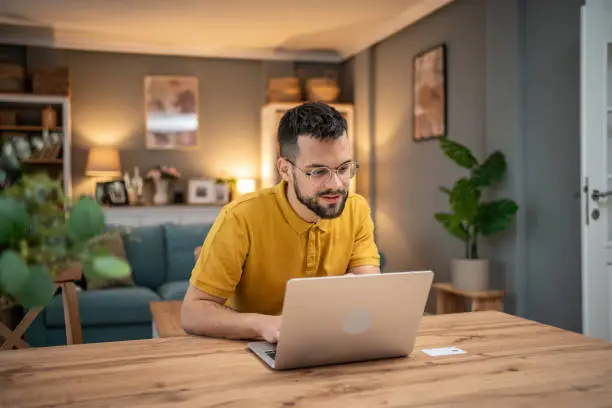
[305,228,316,275]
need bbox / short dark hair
[277,101,347,161]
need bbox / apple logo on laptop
[342,309,372,334]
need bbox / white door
[581,0,612,341]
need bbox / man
[181,101,380,343]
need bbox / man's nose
[326,170,344,189]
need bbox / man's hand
[255,315,282,343]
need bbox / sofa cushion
[157,281,189,300]
[45,287,161,327]
[163,223,212,282]
[87,231,135,290]
[123,225,167,289]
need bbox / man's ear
[277,157,290,182]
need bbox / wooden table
[1,311,611,407]
[149,300,185,338]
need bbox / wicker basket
[0,62,25,93]
[30,67,71,96]
[267,77,301,102]
[305,75,339,103]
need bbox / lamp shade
[85,147,121,177]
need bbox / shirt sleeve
[349,196,381,269]
[189,207,249,299]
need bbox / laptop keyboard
[264,350,276,360]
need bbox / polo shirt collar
[275,181,330,234]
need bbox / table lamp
[85,147,121,177]
[236,178,256,195]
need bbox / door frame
[580,0,611,341]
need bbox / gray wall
[484,0,525,320]
[23,47,345,199]
[352,0,488,302]
[351,0,584,331]
[522,0,583,332]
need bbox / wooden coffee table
[149,300,188,338]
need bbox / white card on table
[421,346,466,357]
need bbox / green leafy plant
[434,137,519,259]
[0,173,131,308]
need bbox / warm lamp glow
[236,178,256,195]
[85,147,121,177]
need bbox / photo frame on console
[187,179,216,204]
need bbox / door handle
[591,189,612,201]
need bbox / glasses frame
[283,158,359,183]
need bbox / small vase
[152,178,169,205]
[451,258,489,292]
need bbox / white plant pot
[152,178,170,205]
[451,259,489,292]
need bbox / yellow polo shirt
[189,180,380,315]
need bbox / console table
[104,205,222,227]
[433,282,505,314]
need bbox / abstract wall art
[413,44,447,141]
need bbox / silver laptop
[248,270,434,370]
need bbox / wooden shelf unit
[0,93,72,198]
[21,158,63,165]
[0,125,63,132]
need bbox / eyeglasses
[285,158,359,183]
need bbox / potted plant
[434,137,519,291]
[0,172,131,309]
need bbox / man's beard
[293,177,348,219]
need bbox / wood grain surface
[1,311,611,408]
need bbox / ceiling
[0,0,454,62]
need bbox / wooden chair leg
[0,307,43,350]
[60,282,83,345]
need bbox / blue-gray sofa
[25,223,211,347]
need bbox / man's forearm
[181,300,264,340]
[348,264,381,275]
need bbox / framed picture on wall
[145,75,199,150]
[412,43,447,141]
